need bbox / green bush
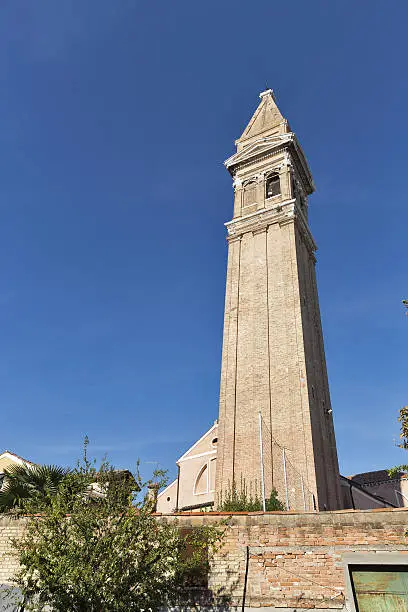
[217,478,285,512]
[9,441,225,611]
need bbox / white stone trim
[259,88,275,100]
[178,449,217,464]
[177,423,217,463]
[225,199,317,256]
[225,199,295,226]
[157,478,177,499]
[225,131,314,195]
[225,134,293,169]
[193,462,209,496]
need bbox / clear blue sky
[0,1,407,482]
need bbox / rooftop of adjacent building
[0,450,34,465]
[348,469,407,485]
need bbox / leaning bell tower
[215,90,342,511]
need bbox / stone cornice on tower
[225,199,317,259]
[225,134,315,196]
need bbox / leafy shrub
[9,441,225,611]
[217,477,285,512]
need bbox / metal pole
[301,475,306,511]
[258,411,266,512]
[395,489,408,506]
[175,464,181,512]
[282,447,289,510]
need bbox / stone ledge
[154,506,408,517]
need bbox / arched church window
[194,463,208,495]
[243,179,257,207]
[265,172,281,199]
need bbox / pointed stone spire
[237,89,288,146]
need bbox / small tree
[10,444,225,611]
[389,406,408,478]
[388,303,408,479]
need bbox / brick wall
[1,508,408,609]
[0,517,24,588]
[163,507,408,609]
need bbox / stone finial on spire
[259,88,276,102]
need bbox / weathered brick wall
[1,508,408,609]
[0,517,24,587]
[163,508,408,609]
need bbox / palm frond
[0,463,72,512]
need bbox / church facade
[157,91,392,514]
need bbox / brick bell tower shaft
[215,90,342,511]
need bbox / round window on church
[212,437,218,447]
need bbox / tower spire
[237,88,287,145]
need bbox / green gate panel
[350,565,408,612]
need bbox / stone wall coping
[153,506,408,517]
[1,506,407,524]
[147,506,408,529]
